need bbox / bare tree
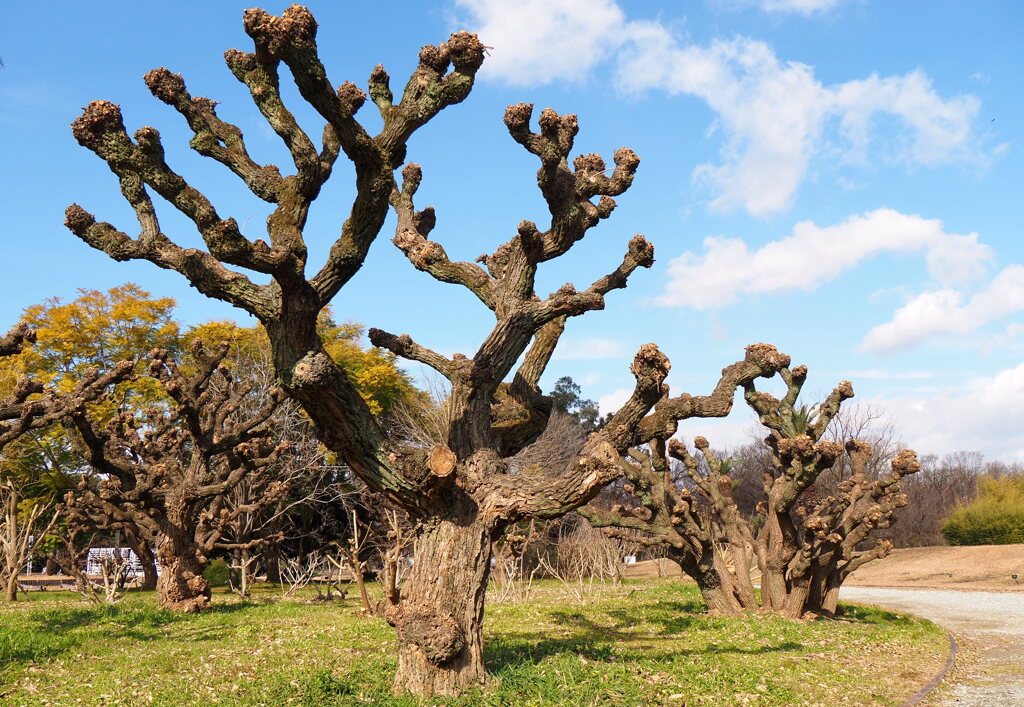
[893,452,984,546]
[586,366,921,618]
[55,531,136,604]
[65,6,789,694]
[0,478,58,601]
[59,342,290,612]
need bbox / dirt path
[839,586,1024,706]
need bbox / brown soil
[624,558,685,579]
[844,544,1024,593]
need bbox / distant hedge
[942,475,1024,545]
[203,558,231,587]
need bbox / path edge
[900,631,958,707]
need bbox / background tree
[1,286,180,580]
[0,323,131,598]
[893,452,989,546]
[585,366,921,618]
[13,284,179,387]
[549,376,605,432]
[942,473,1024,545]
[60,342,290,612]
[0,477,58,601]
[65,6,788,695]
[1,324,132,452]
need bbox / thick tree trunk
[138,551,159,592]
[820,574,842,616]
[264,546,281,585]
[669,548,741,616]
[126,536,158,591]
[386,514,494,696]
[781,576,811,619]
[759,510,796,611]
[4,574,18,602]
[156,532,211,613]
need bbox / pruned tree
[0,477,58,601]
[784,442,920,615]
[65,5,789,694]
[1,324,132,451]
[740,369,919,617]
[1,323,131,602]
[586,367,921,618]
[581,438,747,615]
[59,342,290,612]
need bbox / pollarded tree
[581,437,749,615]
[65,6,789,694]
[784,441,920,615]
[1,323,132,600]
[2,287,183,583]
[60,342,290,612]
[740,369,920,617]
[585,367,920,619]
[1,324,133,452]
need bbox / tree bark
[156,532,211,613]
[819,573,843,615]
[386,513,495,696]
[126,535,158,591]
[668,547,741,616]
[263,545,281,585]
[781,576,811,619]
[759,509,796,611]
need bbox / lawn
[0,579,947,706]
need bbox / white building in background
[85,547,159,576]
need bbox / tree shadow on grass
[25,600,256,646]
[487,622,804,674]
[0,600,267,688]
[834,603,919,626]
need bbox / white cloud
[832,71,981,166]
[618,37,982,214]
[452,0,627,86]
[455,1,985,216]
[738,0,845,13]
[553,337,625,360]
[657,208,992,309]
[872,363,1024,460]
[598,388,632,415]
[860,265,1024,353]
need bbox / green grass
[0,580,947,706]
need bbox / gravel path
[839,586,1024,706]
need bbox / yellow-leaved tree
[0,284,180,503]
[186,308,423,418]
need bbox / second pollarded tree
[60,341,291,612]
[585,364,920,618]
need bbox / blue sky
[2,0,1022,458]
